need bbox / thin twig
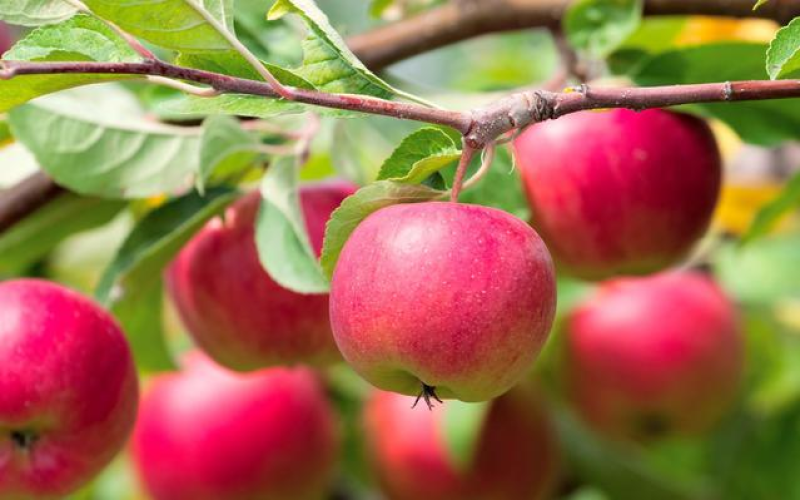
[348,0,798,70]
[0,60,472,133]
[146,76,220,97]
[62,0,156,59]
[183,0,295,100]
[461,142,497,193]
[450,141,477,202]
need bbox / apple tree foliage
[2,0,800,498]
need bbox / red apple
[0,22,12,54]
[166,180,357,371]
[563,271,743,440]
[513,109,721,280]
[330,202,556,403]
[0,279,139,499]
[364,384,559,500]
[131,351,340,500]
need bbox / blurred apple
[131,351,340,500]
[364,385,559,500]
[563,272,743,440]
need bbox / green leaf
[9,85,202,198]
[159,66,339,119]
[320,180,444,278]
[268,0,415,99]
[715,233,800,304]
[0,14,141,112]
[442,401,490,472]
[767,17,800,79]
[82,0,269,79]
[633,43,800,146]
[743,171,800,243]
[256,158,329,293]
[376,127,461,183]
[0,193,125,276]
[83,0,234,52]
[96,187,238,371]
[564,0,643,57]
[0,0,76,26]
[555,407,701,500]
[456,147,530,220]
[162,94,308,120]
[110,278,175,372]
[199,115,259,191]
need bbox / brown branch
[0,171,65,232]
[2,0,800,229]
[4,60,800,150]
[0,60,471,132]
[349,0,800,70]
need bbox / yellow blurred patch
[709,119,742,162]
[713,182,796,236]
[676,17,779,46]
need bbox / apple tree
[2,0,800,498]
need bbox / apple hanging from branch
[330,202,557,404]
[513,109,722,280]
[166,180,357,371]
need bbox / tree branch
[0,172,65,233]
[3,0,800,230]
[349,0,800,70]
[0,59,471,133]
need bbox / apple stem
[450,142,478,203]
[412,384,443,410]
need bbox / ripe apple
[563,272,743,440]
[131,351,340,500]
[513,109,721,280]
[330,202,556,403]
[364,384,560,500]
[0,279,139,499]
[0,22,12,54]
[166,180,357,371]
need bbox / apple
[166,180,357,371]
[563,271,743,440]
[364,384,560,500]
[131,351,340,500]
[0,279,139,499]
[513,109,722,280]
[330,202,557,403]
[0,22,12,54]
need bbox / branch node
[0,62,16,80]
[723,81,733,101]
[464,90,555,149]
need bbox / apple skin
[0,279,139,500]
[513,109,722,280]
[563,272,743,440]
[166,180,357,371]
[364,384,560,500]
[330,202,557,402]
[0,22,12,54]
[131,351,340,500]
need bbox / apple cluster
[0,108,743,499]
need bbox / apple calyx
[8,429,38,452]
[412,384,443,410]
